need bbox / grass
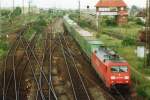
[0,36,8,58]
[70,13,143,40]
[0,14,39,35]
[103,25,142,39]
[97,33,150,76]
[0,13,39,58]
[0,10,64,59]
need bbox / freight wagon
[64,16,103,58]
[63,15,131,88]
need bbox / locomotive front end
[109,63,131,88]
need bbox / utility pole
[0,0,1,35]
[28,0,31,15]
[146,0,150,66]
[13,0,14,11]
[0,0,1,10]
[22,0,24,14]
[22,0,25,25]
[78,0,80,24]
[96,8,101,33]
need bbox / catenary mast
[146,0,150,66]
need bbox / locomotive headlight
[111,76,116,80]
[124,76,129,79]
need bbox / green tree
[1,9,11,18]
[33,16,47,33]
[130,5,140,16]
[135,18,145,25]
[11,7,22,17]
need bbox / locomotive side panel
[91,53,110,87]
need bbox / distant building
[95,0,128,25]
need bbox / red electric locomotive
[91,46,131,88]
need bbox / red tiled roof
[96,0,127,7]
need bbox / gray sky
[1,0,146,9]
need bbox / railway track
[0,17,132,100]
[3,29,27,100]
[2,23,55,100]
[39,27,58,100]
[4,33,42,100]
[20,31,59,100]
[59,33,91,100]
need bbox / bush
[32,16,47,33]
[96,33,100,38]
[11,7,22,17]
[101,16,117,26]
[1,9,11,18]
[79,19,90,28]
[0,42,8,51]
[105,19,116,26]
[0,41,8,57]
[120,24,131,28]
[122,37,136,46]
[135,18,145,26]
[137,84,150,99]
[128,16,135,22]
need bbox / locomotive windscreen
[111,66,128,73]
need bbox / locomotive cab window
[111,66,128,73]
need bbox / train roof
[64,15,93,37]
[64,15,104,47]
[77,29,93,37]
[95,46,125,62]
[88,40,103,45]
[83,36,104,45]
[64,15,76,25]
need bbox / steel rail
[59,35,77,100]
[20,33,58,100]
[60,33,91,100]
[38,30,57,100]
[20,36,46,100]
[49,29,58,100]
[17,33,38,99]
[37,33,47,100]
[4,32,37,100]
[20,37,49,84]
[3,29,26,100]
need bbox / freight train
[63,15,131,89]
